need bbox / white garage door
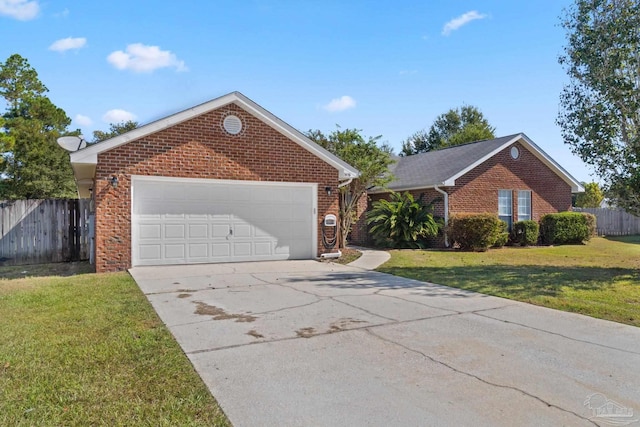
[131,176,317,266]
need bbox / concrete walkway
[345,245,390,270]
[130,260,640,427]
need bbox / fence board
[574,207,640,236]
[0,199,92,266]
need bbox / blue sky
[1,0,595,183]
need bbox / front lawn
[377,236,640,327]
[0,267,230,426]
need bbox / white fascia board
[69,91,360,181]
[368,184,443,194]
[445,133,584,192]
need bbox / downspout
[434,186,449,247]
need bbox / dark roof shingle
[384,134,521,191]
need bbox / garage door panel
[165,244,185,259]
[189,243,208,258]
[140,224,161,239]
[254,241,272,256]
[139,244,161,260]
[211,243,231,257]
[189,224,208,239]
[233,242,252,256]
[165,224,185,239]
[132,177,315,266]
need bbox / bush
[512,220,540,246]
[540,212,592,245]
[367,192,442,248]
[583,212,597,236]
[493,221,509,248]
[449,213,505,251]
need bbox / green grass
[377,236,640,327]
[0,268,230,426]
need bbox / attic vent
[222,114,243,135]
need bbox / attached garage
[132,176,316,266]
[69,91,358,272]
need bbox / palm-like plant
[366,192,441,248]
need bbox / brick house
[354,134,584,245]
[69,92,358,272]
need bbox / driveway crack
[329,297,397,322]
[474,312,640,356]
[364,329,598,426]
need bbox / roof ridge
[404,133,523,157]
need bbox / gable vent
[222,114,243,135]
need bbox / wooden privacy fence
[574,207,640,236]
[0,199,92,266]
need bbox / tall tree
[93,120,139,143]
[558,0,640,215]
[401,105,495,156]
[306,127,394,248]
[0,54,76,199]
[574,182,605,208]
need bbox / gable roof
[374,133,584,193]
[69,91,359,196]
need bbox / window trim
[498,189,513,229]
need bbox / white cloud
[74,114,93,127]
[102,109,136,123]
[49,37,86,52]
[323,95,356,113]
[107,43,187,73]
[399,70,418,76]
[442,10,487,36]
[0,0,39,20]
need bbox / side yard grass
[377,236,640,327]
[0,267,230,426]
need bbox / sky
[0,0,597,183]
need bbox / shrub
[540,212,591,245]
[493,220,509,248]
[512,220,540,246]
[367,192,442,248]
[582,212,597,236]
[448,213,505,251]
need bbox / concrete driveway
[130,261,640,427]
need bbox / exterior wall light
[110,176,119,188]
[325,186,332,196]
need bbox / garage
[69,92,359,272]
[132,176,317,266]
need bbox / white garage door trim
[131,175,318,266]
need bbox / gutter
[434,186,449,247]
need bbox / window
[518,190,532,221]
[498,190,512,229]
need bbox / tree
[401,105,495,156]
[0,54,76,199]
[305,127,394,248]
[367,192,441,248]
[574,182,605,207]
[558,0,640,215]
[93,120,139,143]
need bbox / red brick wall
[94,103,340,272]
[449,142,572,220]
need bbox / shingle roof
[375,133,583,193]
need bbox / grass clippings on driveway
[0,268,230,427]
[378,236,640,327]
